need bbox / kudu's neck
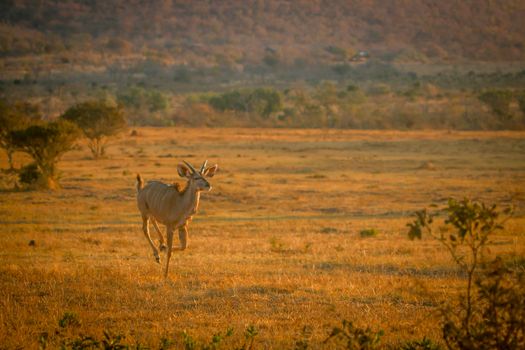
[181,179,201,214]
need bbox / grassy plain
[1,127,524,349]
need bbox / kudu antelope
[136,160,218,278]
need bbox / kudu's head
[177,160,218,192]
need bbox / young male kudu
[136,160,218,278]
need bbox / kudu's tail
[136,174,144,193]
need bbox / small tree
[0,100,41,170]
[61,100,126,158]
[9,120,79,189]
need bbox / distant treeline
[81,83,525,130]
[2,54,525,130]
[171,85,525,130]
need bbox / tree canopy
[9,120,80,189]
[0,100,42,169]
[61,100,126,158]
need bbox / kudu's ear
[177,163,192,178]
[203,164,218,178]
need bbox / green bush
[117,86,170,113]
[442,260,525,349]
[208,88,282,118]
[407,198,524,350]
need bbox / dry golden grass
[1,128,524,349]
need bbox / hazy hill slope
[1,0,524,64]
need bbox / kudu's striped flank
[136,160,218,278]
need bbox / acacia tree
[61,101,126,158]
[9,120,80,189]
[0,100,41,170]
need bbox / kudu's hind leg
[164,225,174,279]
[142,216,160,263]
[178,224,189,251]
[151,218,167,251]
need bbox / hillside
[1,0,524,68]
[2,0,525,129]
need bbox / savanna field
[1,127,524,349]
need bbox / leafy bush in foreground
[408,198,524,349]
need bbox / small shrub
[182,325,254,350]
[294,326,313,350]
[58,311,81,328]
[400,337,442,350]
[270,236,287,253]
[324,320,384,350]
[243,325,259,350]
[359,229,378,238]
[182,328,235,350]
[66,335,100,349]
[101,330,128,350]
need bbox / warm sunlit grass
[1,128,524,348]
